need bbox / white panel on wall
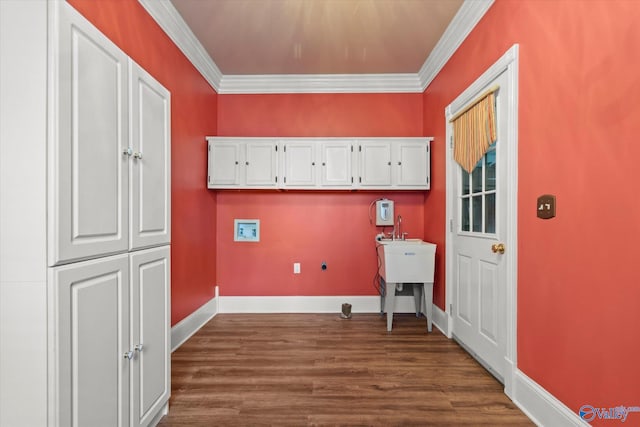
[0,2,48,426]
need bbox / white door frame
[445,44,519,397]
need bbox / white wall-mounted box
[234,219,260,242]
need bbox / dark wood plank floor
[158,313,532,426]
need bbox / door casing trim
[444,44,519,397]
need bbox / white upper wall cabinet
[208,140,242,185]
[280,139,356,189]
[394,140,431,188]
[320,141,355,187]
[282,141,318,188]
[358,140,393,187]
[207,137,278,188]
[245,140,279,186]
[208,137,431,190]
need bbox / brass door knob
[491,243,505,254]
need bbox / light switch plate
[537,194,556,219]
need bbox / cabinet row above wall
[207,137,432,190]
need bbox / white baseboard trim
[219,295,428,314]
[431,304,449,335]
[171,289,218,352]
[512,369,587,426]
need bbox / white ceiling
[138,0,494,93]
[170,0,464,75]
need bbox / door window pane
[485,193,496,234]
[485,149,496,191]
[472,195,482,232]
[472,159,483,193]
[458,141,497,235]
[462,171,469,195]
[461,197,470,231]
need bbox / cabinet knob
[123,350,134,360]
[322,162,326,166]
[133,152,143,160]
[398,161,402,165]
[134,343,144,352]
[123,147,133,156]
[245,161,249,165]
[312,162,315,166]
[235,161,239,165]
[387,161,391,166]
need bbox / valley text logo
[579,405,640,423]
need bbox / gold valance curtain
[451,87,498,173]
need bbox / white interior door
[450,70,510,382]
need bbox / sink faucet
[394,215,403,240]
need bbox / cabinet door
[208,141,241,187]
[245,141,278,187]
[208,140,241,187]
[130,61,171,250]
[51,254,130,427]
[359,141,392,187]
[282,142,317,188]
[395,141,430,188]
[321,141,354,187]
[130,247,170,427]
[52,3,129,266]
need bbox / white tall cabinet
[1,2,171,426]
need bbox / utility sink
[376,238,437,333]
[377,239,436,283]
[378,238,424,245]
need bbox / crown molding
[137,0,222,91]
[139,0,493,94]
[218,73,423,94]
[418,0,495,91]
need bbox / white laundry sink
[377,239,436,283]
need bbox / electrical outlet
[293,263,301,274]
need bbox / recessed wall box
[375,199,394,226]
[234,219,260,242]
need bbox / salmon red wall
[68,0,218,325]
[219,93,423,137]
[217,93,425,296]
[217,191,423,296]
[423,0,640,419]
